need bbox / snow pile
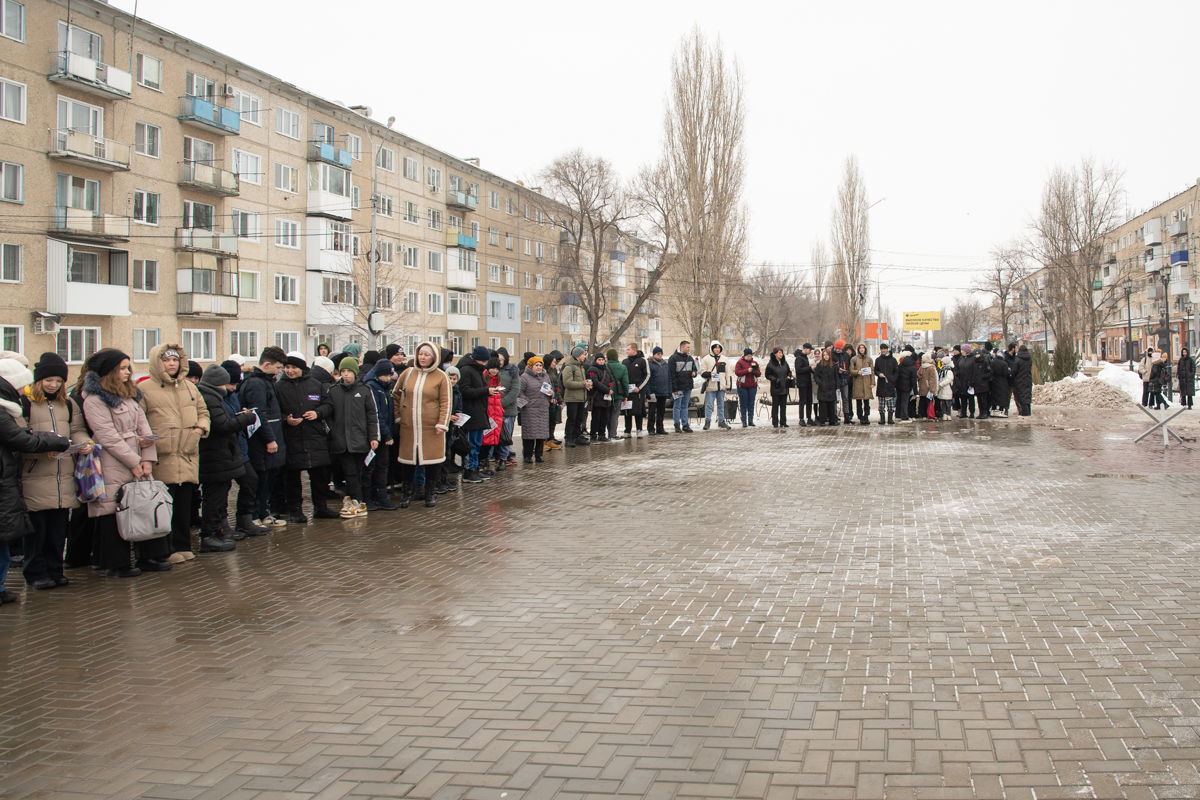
[1094,361,1147,406]
[1031,373,1134,409]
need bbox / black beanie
[284,354,308,370]
[384,343,401,358]
[33,352,68,382]
[187,360,203,379]
[86,349,129,377]
[362,350,381,367]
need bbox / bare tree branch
[830,156,871,341]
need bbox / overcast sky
[110,0,1200,329]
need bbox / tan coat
[850,350,875,400]
[917,361,938,397]
[393,349,451,465]
[81,373,158,517]
[20,390,90,511]
[138,343,209,485]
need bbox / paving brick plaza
[2,418,1200,799]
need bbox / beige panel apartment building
[0,0,588,369]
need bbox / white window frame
[346,134,361,161]
[427,292,444,315]
[274,331,299,352]
[402,290,420,312]
[0,242,19,282]
[488,190,499,210]
[274,274,298,304]
[488,263,500,283]
[536,241,544,259]
[231,209,260,241]
[1,324,21,354]
[504,232,513,250]
[535,274,543,290]
[488,228,499,246]
[134,121,160,158]
[379,240,393,264]
[427,166,441,192]
[132,189,159,226]
[274,162,298,194]
[135,53,161,91]
[403,156,420,181]
[233,89,261,126]
[378,194,394,217]
[402,245,419,269]
[0,1,25,43]
[238,269,259,301]
[376,286,395,310]
[350,185,361,210]
[428,250,443,273]
[403,200,419,224]
[275,107,300,139]
[131,328,158,362]
[427,208,442,231]
[181,329,215,362]
[523,304,532,322]
[275,218,299,249]
[376,146,395,172]
[232,148,262,186]
[230,330,259,358]
[0,77,25,124]
[132,258,157,292]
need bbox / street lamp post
[1123,279,1134,371]
[1161,267,1173,400]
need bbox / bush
[1050,338,1081,382]
[1030,345,1050,385]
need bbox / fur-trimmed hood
[82,370,142,408]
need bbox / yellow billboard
[903,312,942,330]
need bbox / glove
[701,371,711,380]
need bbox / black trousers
[566,401,586,442]
[590,406,609,437]
[1142,382,1151,406]
[64,507,95,567]
[798,399,813,421]
[361,441,390,497]
[896,390,911,420]
[234,465,258,518]
[961,394,976,416]
[855,399,871,420]
[522,439,545,458]
[993,387,1010,413]
[333,452,365,501]
[285,465,330,513]
[975,392,989,417]
[167,483,196,554]
[771,395,788,426]
[623,410,644,433]
[200,479,232,538]
[94,513,167,570]
[841,381,853,419]
[818,400,837,424]
[23,508,69,583]
[650,398,667,432]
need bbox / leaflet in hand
[60,441,98,456]
[621,399,633,410]
[968,387,975,395]
[363,449,376,466]
[927,392,934,400]
[540,382,553,396]
[245,410,262,438]
[455,413,471,428]
[860,368,872,376]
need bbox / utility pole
[365,116,395,351]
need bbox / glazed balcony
[47,129,131,171]
[446,190,477,212]
[445,228,477,250]
[176,227,238,255]
[176,259,239,317]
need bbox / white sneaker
[354,502,369,517]
[339,497,357,519]
[258,516,287,528]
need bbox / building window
[234,89,260,125]
[311,162,349,198]
[505,197,513,215]
[0,161,21,203]
[0,242,18,282]
[231,210,260,241]
[238,270,258,301]
[327,221,351,252]
[448,291,478,316]
[403,200,419,224]
[503,265,513,286]
[402,290,420,312]
[536,241,544,259]
[504,233,513,250]
[0,324,19,353]
[322,276,356,305]
[535,274,543,290]
[378,195,394,217]
[402,245,419,269]
[129,328,157,362]
[68,251,98,283]
[346,134,361,161]
[56,327,99,364]
[488,263,500,283]
[427,292,444,315]
[403,157,419,181]
[274,162,298,193]
[274,274,298,303]
[536,306,545,323]
[427,167,442,192]
[524,271,531,288]
[376,286,394,310]
[232,149,261,185]
[427,208,442,231]
[507,303,516,320]
[489,337,499,350]
[134,122,160,157]
[0,1,24,42]
[135,53,161,91]
[274,331,299,352]
[275,107,300,139]
[350,185,361,210]
[275,219,299,249]
[488,227,499,246]
[378,240,393,264]
[524,238,532,256]
[183,199,214,229]
[376,147,395,172]
[0,78,23,124]
[181,329,215,361]
[428,251,443,272]
[523,305,532,322]
[132,258,157,292]
[489,300,500,319]
[230,330,259,358]
[450,335,463,355]
[132,190,158,225]
[488,190,499,210]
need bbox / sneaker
[0,589,17,602]
[104,567,141,578]
[181,551,196,561]
[505,457,518,465]
[135,559,172,572]
[355,502,369,518]
[30,578,57,590]
[462,469,484,484]
[259,516,288,529]
[313,505,341,519]
[199,537,235,553]
[495,461,507,471]
[287,510,309,525]
[339,497,358,519]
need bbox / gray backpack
[115,478,174,542]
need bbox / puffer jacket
[138,342,209,485]
[239,369,286,471]
[327,377,379,454]
[498,361,520,416]
[482,372,505,447]
[699,344,733,392]
[221,389,250,464]
[791,352,811,394]
[917,358,938,397]
[936,361,955,400]
[764,356,791,397]
[736,356,761,389]
[560,354,589,403]
[0,379,70,534]
[813,362,839,402]
[607,358,630,400]
[20,389,89,511]
[667,350,697,392]
[874,352,898,397]
[850,350,874,400]
[363,367,395,442]
[275,370,333,470]
[455,356,490,431]
[646,357,671,397]
[587,361,616,408]
[197,381,255,483]
[971,353,992,393]
[895,354,918,394]
[81,372,156,518]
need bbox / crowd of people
[0,336,1037,602]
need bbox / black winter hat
[86,349,129,377]
[384,343,401,358]
[33,352,69,382]
[743,347,754,356]
[362,350,381,367]
[187,360,203,379]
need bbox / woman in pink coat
[80,350,160,578]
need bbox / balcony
[560,321,581,335]
[446,190,477,212]
[446,313,479,331]
[560,292,581,306]
[45,239,131,316]
[178,96,241,135]
[51,208,130,242]
[1172,249,1190,266]
[178,161,239,196]
[446,269,477,291]
[1146,256,1166,273]
[445,228,477,250]
[1145,219,1163,247]
[307,187,352,220]
[1169,220,1189,238]
[608,270,626,288]
[48,51,132,99]
[47,129,130,171]
[610,250,626,262]
[176,227,238,255]
[308,142,353,169]
[176,260,239,317]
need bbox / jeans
[840,380,853,419]
[608,403,622,438]
[498,416,516,460]
[704,390,726,423]
[672,390,691,427]
[253,467,278,520]
[467,428,484,469]
[737,387,756,424]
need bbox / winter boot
[424,482,436,508]
[719,420,731,430]
[313,502,340,519]
[236,514,269,537]
[375,488,398,511]
[462,469,483,484]
[364,494,380,511]
[703,419,711,430]
[398,483,412,509]
[221,516,246,542]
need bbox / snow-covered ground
[1093,361,1152,407]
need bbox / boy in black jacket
[328,357,378,518]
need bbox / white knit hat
[0,358,34,391]
[313,356,335,374]
[228,353,247,366]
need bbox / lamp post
[1123,279,1134,371]
[1160,267,1174,401]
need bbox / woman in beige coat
[916,353,938,419]
[393,342,451,509]
[81,349,161,578]
[139,342,209,559]
[849,343,875,425]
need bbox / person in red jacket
[479,357,506,476]
[733,348,761,427]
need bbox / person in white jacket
[698,341,732,430]
[935,350,955,420]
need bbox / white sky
[110,0,1200,327]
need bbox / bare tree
[324,241,416,348]
[739,263,801,354]
[830,155,871,341]
[809,238,832,343]
[946,297,985,343]
[650,28,748,348]
[537,149,634,353]
[973,241,1024,345]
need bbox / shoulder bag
[114,477,174,542]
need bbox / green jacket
[607,360,630,399]
[561,355,589,403]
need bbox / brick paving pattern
[2,419,1199,799]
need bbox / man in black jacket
[196,365,257,551]
[238,348,287,527]
[834,340,853,424]
[873,343,898,425]
[328,358,379,518]
[972,346,992,419]
[895,347,918,422]
[666,341,697,432]
[456,346,495,484]
[275,352,336,523]
[954,344,976,418]
[622,344,650,437]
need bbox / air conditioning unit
[221,84,236,98]
[306,326,319,338]
[33,314,59,335]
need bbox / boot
[887,410,895,425]
[718,420,731,430]
[462,469,483,484]
[577,436,591,446]
[364,494,380,511]
[313,503,340,519]
[375,488,398,511]
[236,514,268,537]
[222,517,246,541]
[398,483,412,508]
[703,419,711,430]
[199,536,235,553]
[424,482,436,508]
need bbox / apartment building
[0,0,586,369]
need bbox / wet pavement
[3,417,1200,799]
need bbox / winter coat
[834,349,852,384]
[667,350,697,392]
[990,355,1010,400]
[0,378,69,537]
[81,372,156,517]
[328,378,379,454]
[895,355,918,394]
[587,362,616,408]
[221,390,250,464]
[917,361,938,398]
[393,358,451,465]
[790,351,812,394]
[623,354,650,414]
[482,372,505,447]
[1010,350,1034,406]
[813,362,839,402]
[275,371,333,470]
[364,371,396,442]
[1178,355,1196,397]
[518,369,552,440]
[560,354,590,404]
[699,352,733,392]
[498,363,520,417]
[646,357,671,397]
[455,356,491,431]
[954,354,975,394]
[1150,360,1167,392]
[936,363,955,400]
[850,351,875,400]
[20,391,89,512]
[311,364,335,392]
[139,342,209,485]
[971,354,992,393]
[874,353,898,398]
[735,356,761,390]
[607,359,630,400]
[196,382,254,484]
[764,356,792,397]
[238,369,286,471]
